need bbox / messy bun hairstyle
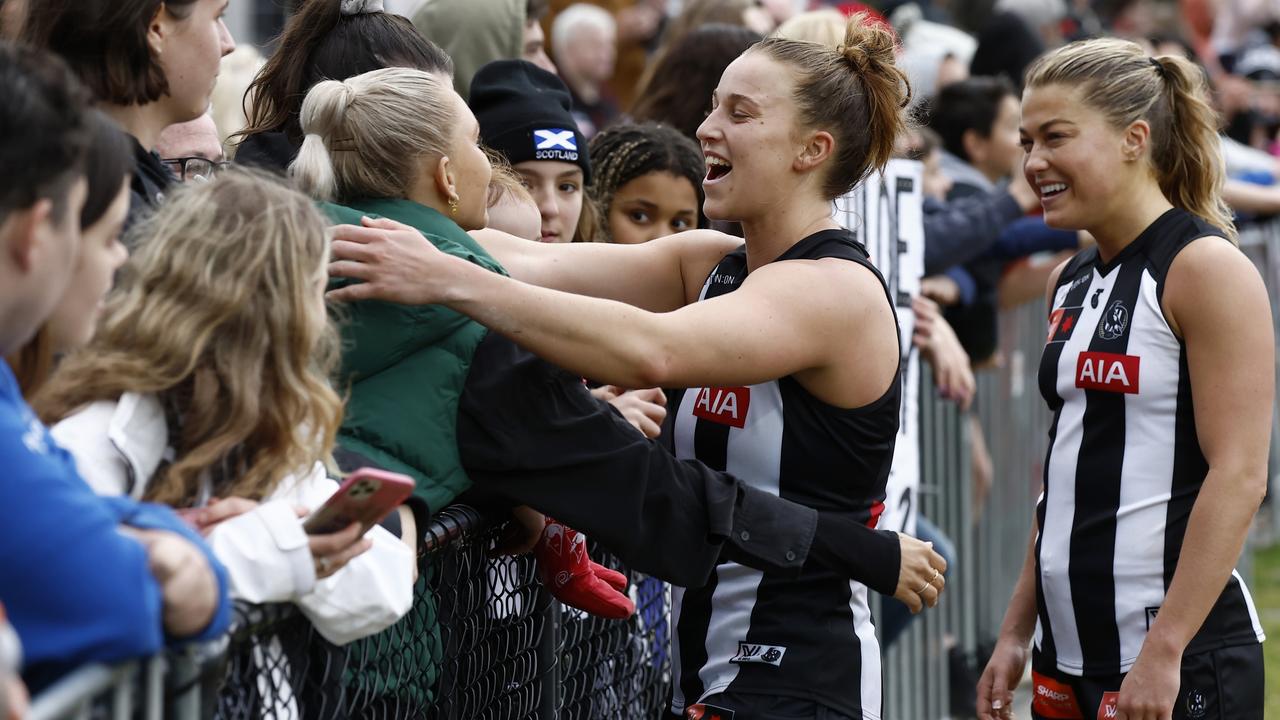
[755,12,911,199]
[289,67,456,202]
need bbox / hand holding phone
[303,468,415,536]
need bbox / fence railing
[31,236,1279,719]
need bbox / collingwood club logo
[532,128,579,162]
[1098,300,1129,340]
[729,642,786,666]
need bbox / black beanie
[469,60,591,183]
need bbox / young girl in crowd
[234,0,453,171]
[978,39,1269,720]
[587,122,705,245]
[35,171,415,646]
[469,60,600,244]
[7,110,131,397]
[327,15,947,719]
[21,0,236,226]
[485,158,543,242]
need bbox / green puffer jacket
[321,198,505,513]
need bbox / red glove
[535,517,635,619]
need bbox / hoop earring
[449,196,459,215]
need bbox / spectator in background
[587,122,705,244]
[0,0,24,38]
[487,157,544,242]
[774,7,847,46]
[471,60,598,244]
[0,42,229,694]
[156,114,227,184]
[413,0,555,99]
[7,110,132,398]
[552,4,620,137]
[543,0,665,111]
[209,45,265,147]
[930,77,1023,200]
[235,0,453,172]
[969,11,1045,89]
[889,2,976,106]
[631,24,763,141]
[21,0,236,229]
[38,171,416,646]
[659,0,774,49]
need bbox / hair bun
[838,12,898,75]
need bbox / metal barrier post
[537,588,559,720]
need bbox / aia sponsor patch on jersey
[692,387,750,428]
[1075,352,1140,394]
[1048,307,1084,343]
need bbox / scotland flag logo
[533,128,579,161]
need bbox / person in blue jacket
[0,42,230,693]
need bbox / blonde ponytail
[288,67,457,203]
[1025,39,1236,243]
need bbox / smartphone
[302,468,415,536]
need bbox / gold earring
[449,196,459,215]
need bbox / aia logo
[729,641,786,666]
[1076,352,1140,394]
[1097,691,1120,720]
[1048,307,1083,343]
[692,387,750,428]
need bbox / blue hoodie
[0,363,231,692]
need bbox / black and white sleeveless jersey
[666,229,901,719]
[1035,208,1265,677]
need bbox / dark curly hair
[587,122,707,239]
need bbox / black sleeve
[922,191,1023,275]
[456,332,816,588]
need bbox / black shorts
[670,691,856,720]
[1030,643,1263,720]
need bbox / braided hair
[587,122,707,240]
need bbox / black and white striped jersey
[665,229,901,719]
[1035,208,1265,677]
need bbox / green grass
[1253,541,1280,718]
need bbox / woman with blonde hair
[327,14,949,718]
[977,39,1269,720]
[36,170,415,646]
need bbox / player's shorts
[1029,642,1262,720]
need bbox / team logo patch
[1097,691,1120,720]
[1097,300,1129,340]
[1031,672,1083,719]
[729,642,786,666]
[685,703,735,720]
[1047,307,1083,343]
[1075,352,1140,394]
[1185,689,1208,719]
[692,387,750,428]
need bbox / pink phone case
[303,468,415,536]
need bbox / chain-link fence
[208,505,673,720]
